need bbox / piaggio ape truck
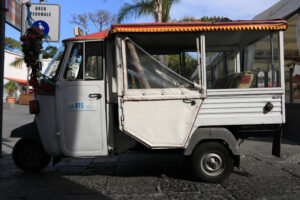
[11,19,287,183]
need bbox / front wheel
[12,139,51,173]
[191,142,234,183]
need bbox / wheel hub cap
[201,153,224,176]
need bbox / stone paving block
[282,163,300,178]
[118,152,148,162]
[115,161,160,176]
[1,140,300,200]
[92,156,118,163]
[106,176,159,195]
[109,193,165,200]
[60,194,112,200]
[168,192,234,200]
[158,176,200,193]
[222,160,300,200]
[67,159,93,166]
[59,166,87,175]
[64,175,108,192]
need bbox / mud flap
[10,121,41,144]
[272,128,282,158]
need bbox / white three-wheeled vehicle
[11,19,287,182]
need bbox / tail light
[29,99,40,114]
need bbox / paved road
[2,103,34,157]
[1,104,300,200]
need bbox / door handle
[89,93,102,99]
[183,99,196,106]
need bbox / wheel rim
[200,152,224,176]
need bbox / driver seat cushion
[212,72,254,89]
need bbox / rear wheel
[191,142,234,183]
[12,139,51,173]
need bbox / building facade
[4,49,51,101]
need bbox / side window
[64,43,83,80]
[207,31,280,89]
[85,42,103,80]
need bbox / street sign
[21,3,60,42]
[6,0,24,31]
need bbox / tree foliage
[5,37,22,52]
[161,0,180,22]
[117,0,180,23]
[4,81,18,97]
[168,53,198,79]
[42,46,58,59]
[88,10,116,31]
[167,16,230,79]
[177,16,230,22]
[117,0,153,23]
[70,9,116,34]
[70,13,89,34]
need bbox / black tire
[191,142,234,183]
[12,139,51,173]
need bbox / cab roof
[64,30,110,41]
[64,19,287,42]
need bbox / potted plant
[4,81,18,103]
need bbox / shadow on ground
[0,153,200,200]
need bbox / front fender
[10,121,41,144]
[184,127,239,156]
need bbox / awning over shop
[5,77,27,85]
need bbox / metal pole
[179,53,182,75]
[290,67,294,104]
[182,52,186,77]
[196,35,202,87]
[0,0,7,158]
[200,34,207,90]
[270,32,275,87]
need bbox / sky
[5,0,281,48]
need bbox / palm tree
[10,57,30,94]
[117,0,180,23]
[117,0,180,66]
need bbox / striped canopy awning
[64,20,287,42]
[111,20,287,33]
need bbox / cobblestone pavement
[1,105,300,200]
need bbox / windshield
[126,39,195,89]
[43,44,66,79]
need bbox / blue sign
[32,20,49,38]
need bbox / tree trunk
[154,0,162,23]
[158,55,169,66]
[155,0,167,66]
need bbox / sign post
[21,3,60,42]
[0,0,7,158]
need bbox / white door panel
[123,99,202,147]
[57,41,107,157]
[120,39,204,148]
[58,81,107,157]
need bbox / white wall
[3,50,52,101]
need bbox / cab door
[56,41,107,157]
[119,39,204,148]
